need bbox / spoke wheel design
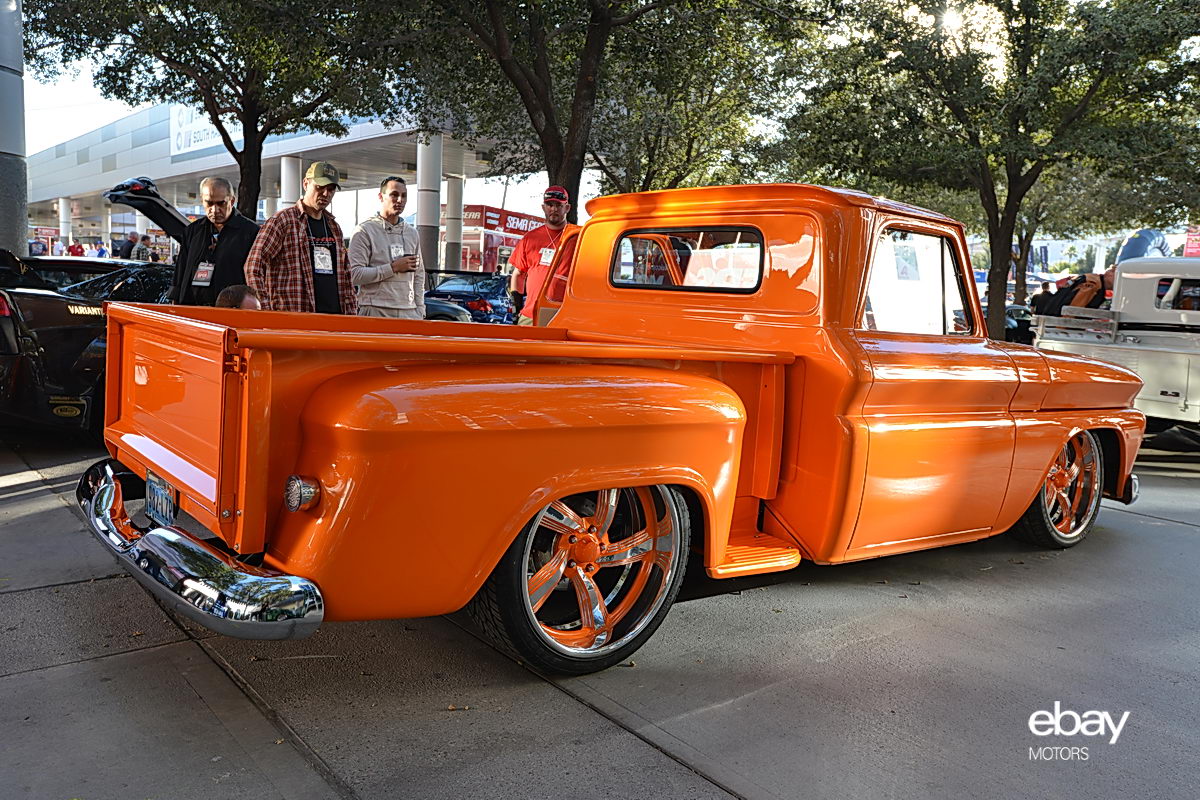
[470,485,690,675]
[1011,430,1104,548]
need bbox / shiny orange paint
[103,183,1145,622]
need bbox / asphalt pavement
[1,428,1196,800]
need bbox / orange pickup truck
[77,184,1144,675]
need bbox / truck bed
[104,303,793,556]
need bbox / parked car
[0,248,139,291]
[425,270,515,324]
[423,296,472,322]
[0,263,173,432]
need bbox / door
[848,227,1019,554]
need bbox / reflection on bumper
[76,458,323,639]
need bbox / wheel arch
[1089,426,1122,499]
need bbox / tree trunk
[552,7,613,223]
[237,131,264,219]
[1013,230,1035,306]
[985,219,1016,340]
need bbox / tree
[380,0,825,221]
[585,6,781,194]
[764,0,1200,337]
[25,0,388,216]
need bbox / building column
[101,205,111,247]
[57,196,72,246]
[0,5,27,256]
[416,133,443,271]
[280,157,303,206]
[445,175,464,271]
[263,196,278,219]
[135,211,149,236]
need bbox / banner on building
[170,105,242,157]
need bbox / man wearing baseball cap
[508,185,579,325]
[245,160,357,314]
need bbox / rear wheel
[1010,430,1103,548]
[469,485,689,675]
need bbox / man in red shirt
[509,186,579,326]
[66,239,85,257]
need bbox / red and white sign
[1184,225,1200,257]
[456,205,543,236]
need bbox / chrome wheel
[470,484,690,675]
[1011,430,1104,549]
[1041,431,1101,541]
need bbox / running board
[708,530,802,578]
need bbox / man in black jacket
[169,177,259,305]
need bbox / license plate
[145,470,178,528]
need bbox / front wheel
[1009,430,1104,548]
[469,485,690,675]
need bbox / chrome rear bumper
[1119,473,1140,505]
[77,459,323,639]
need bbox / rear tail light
[0,294,10,317]
[285,475,321,512]
[465,298,493,313]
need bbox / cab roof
[1115,257,1200,279]
[584,183,961,227]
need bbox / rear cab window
[610,228,764,293]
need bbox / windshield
[433,277,505,294]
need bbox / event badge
[313,247,334,274]
[192,262,214,287]
[389,243,406,261]
[539,246,555,265]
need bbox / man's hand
[390,255,418,273]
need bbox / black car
[0,263,174,432]
[0,249,139,290]
[425,270,515,324]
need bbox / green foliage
[372,0,828,214]
[586,3,788,194]
[762,0,1200,335]
[25,0,389,212]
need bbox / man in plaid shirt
[245,161,358,314]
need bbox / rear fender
[268,362,747,621]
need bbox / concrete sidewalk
[0,442,344,800]
[0,433,732,800]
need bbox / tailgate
[104,303,247,546]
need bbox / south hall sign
[170,105,242,157]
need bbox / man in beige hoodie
[349,176,425,319]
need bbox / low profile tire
[1010,430,1104,548]
[469,485,690,676]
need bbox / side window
[1156,278,1200,311]
[611,228,762,292]
[861,229,972,335]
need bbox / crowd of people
[167,161,573,321]
[33,161,575,322]
[37,230,162,261]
